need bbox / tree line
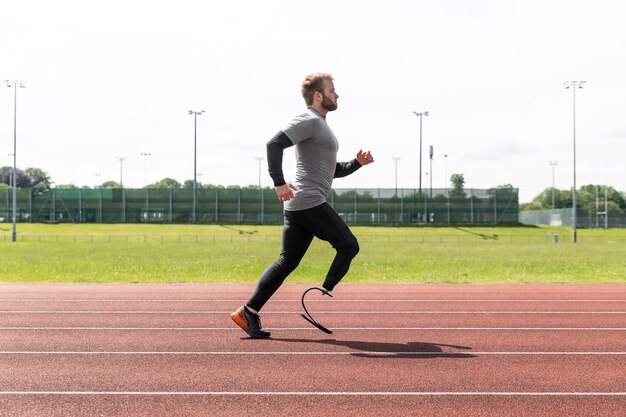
[0,167,261,191]
[521,185,626,214]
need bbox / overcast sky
[2,0,625,202]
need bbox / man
[231,73,374,339]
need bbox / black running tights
[246,203,359,312]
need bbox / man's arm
[334,150,374,178]
[267,131,298,201]
[334,159,362,178]
[266,131,293,186]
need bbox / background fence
[519,208,626,229]
[1,187,519,225]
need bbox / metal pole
[419,116,423,194]
[564,81,584,243]
[117,157,126,188]
[549,161,558,210]
[392,157,400,196]
[413,111,428,195]
[193,113,197,223]
[5,80,25,242]
[141,152,151,187]
[116,157,126,223]
[572,85,577,242]
[189,110,205,223]
[11,83,17,242]
[429,145,433,199]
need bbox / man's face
[320,79,338,112]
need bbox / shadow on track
[270,338,476,359]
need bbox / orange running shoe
[231,306,271,339]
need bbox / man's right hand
[274,183,298,202]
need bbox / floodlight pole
[140,152,151,187]
[5,80,25,242]
[392,157,400,196]
[413,111,429,194]
[549,161,558,210]
[563,81,584,243]
[189,110,205,223]
[429,145,433,199]
[116,157,126,188]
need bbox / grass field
[1,223,625,284]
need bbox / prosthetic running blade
[300,286,333,334]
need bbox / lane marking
[1,351,626,356]
[1,327,626,331]
[1,299,625,303]
[0,391,624,396]
[2,311,626,314]
[0,289,622,294]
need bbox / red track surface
[0,283,625,416]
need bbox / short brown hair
[301,73,333,106]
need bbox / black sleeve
[266,131,294,187]
[334,159,362,178]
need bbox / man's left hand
[356,150,374,166]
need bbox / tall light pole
[5,80,25,242]
[428,145,434,199]
[116,157,126,223]
[549,161,558,210]
[563,81,585,243]
[392,157,400,196]
[412,111,429,194]
[189,110,205,223]
[255,156,264,223]
[140,152,151,187]
[116,157,126,188]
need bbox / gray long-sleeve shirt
[281,108,338,211]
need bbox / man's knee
[337,238,359,259]
[276,253,302,273]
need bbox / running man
[231,73,374,338]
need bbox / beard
[321,93,338,112]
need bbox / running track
[0,283,625,416]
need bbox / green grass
[1,223,625,284]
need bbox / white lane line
[0,290,622,294]
[2,311,626,314]
[1,299,625,302]
[0,391,625,396]
[1,327,626,331]
[0,351,625,356]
